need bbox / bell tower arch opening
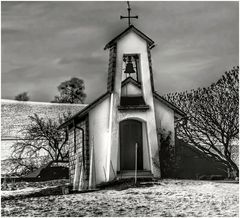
[122,54,141,82]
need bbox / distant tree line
[15,92,30,101]
[52,77,86,104]
[14,77,86,104]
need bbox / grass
[1,179,239,217]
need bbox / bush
[210,175,225,180]
[198,175,210,180]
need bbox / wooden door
[120,119,143,170]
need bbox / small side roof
[59,92,111,129]
[153,92,186,117]
[104,25,155,50]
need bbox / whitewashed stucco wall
[88,97,110,184]
[154,99,175,146]
[121,83,142,96]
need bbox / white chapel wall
[154,99,175,146]
[121,82,142,96]
[88,96,110,185]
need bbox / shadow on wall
[174,138,228,179]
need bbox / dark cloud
[1,1,238,103]
[1,27,24,35]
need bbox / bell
[124,61,135,74]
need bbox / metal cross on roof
[120,1,138,26]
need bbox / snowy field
[1,179,238,217]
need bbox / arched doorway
[120,119,143,170]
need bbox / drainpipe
[72,121,86,190]
[89,136,96,189]
[75,126,85,171]
[75,126,85,190]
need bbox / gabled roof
[153,92,186,117]
[104,25,155,50]
[59,92,111,129]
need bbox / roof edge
[59,91,111,129]
[104,25,155,50]
[153,92,186,117]
[121,77,142,89]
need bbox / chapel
[59,3,186,190]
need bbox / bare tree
[165,66,239,177]
[11,113,71,175]
[15,92,30,101]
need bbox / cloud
[57,55,106,66]
[1,26,24,35]
[1,1,238,103]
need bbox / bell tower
[104,2,160,180]
[60,1,186,188]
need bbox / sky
[1,1,239,103]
